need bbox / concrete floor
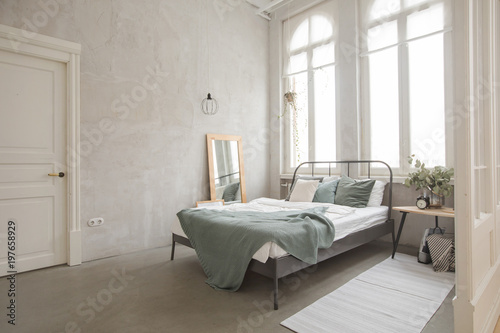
[0,241,454,333]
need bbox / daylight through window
[282,1,337,171]
[360,0,453,175]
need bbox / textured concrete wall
[0,0,270,261]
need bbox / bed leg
[273,276,279,310]
[391,220,396,254]
[272,259,279,310]
[391,219,396,249]
[170,235,176,261]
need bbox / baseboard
[67,230,82,266]
[475,260,500,333]
[480,264,500,333]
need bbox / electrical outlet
[88,217,104,227]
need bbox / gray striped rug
[281,254,454,333]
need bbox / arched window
[282,1,337,170]
[360,0,453,174]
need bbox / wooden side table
[392,206,455,258]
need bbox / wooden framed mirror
[207,134,247,204]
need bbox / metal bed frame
[171,160,395,310]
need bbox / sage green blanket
[176,207,335,291]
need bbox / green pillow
[313,179,340,203]
[334,175,376,208]
[222,182,240,202]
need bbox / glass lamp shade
[201,93,219,115]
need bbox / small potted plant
[404,155,454,207]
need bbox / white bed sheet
[171,198,388,263]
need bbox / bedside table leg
[392,212,408,258]
[170,235,176,260]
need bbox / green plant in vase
[404,155,454,207]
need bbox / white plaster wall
[0,0,270,261]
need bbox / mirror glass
[207,134,246,204]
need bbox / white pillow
[289,179,320,202]
[366,180,387,207]
[286,176,323,201]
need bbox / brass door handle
[48,172,65,178]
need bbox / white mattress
[172,197,388,263]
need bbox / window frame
[496,0,500,207]
[359,0,454,177]
[281,0,340,175]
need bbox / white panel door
[0,48,67,275]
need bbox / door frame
[0,24,82,266]
[453,0,500,332]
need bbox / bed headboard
[291,160,393,220]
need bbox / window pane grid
[474,169,481,219]
[288,73,309,167]
[408,34,446,166]
[360,0,451,175]
[314,65,336,161]
[497,0,500,205]
[497,139,500,206]
[407,3,444,39]
[474,168,490,218]
[283,1,336,171]
[367,20,398,52]
[367,47,400,167]
[497,72,500,206]
[312,43,335,68]
[497,166,500,205]
[474,109,486,166]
